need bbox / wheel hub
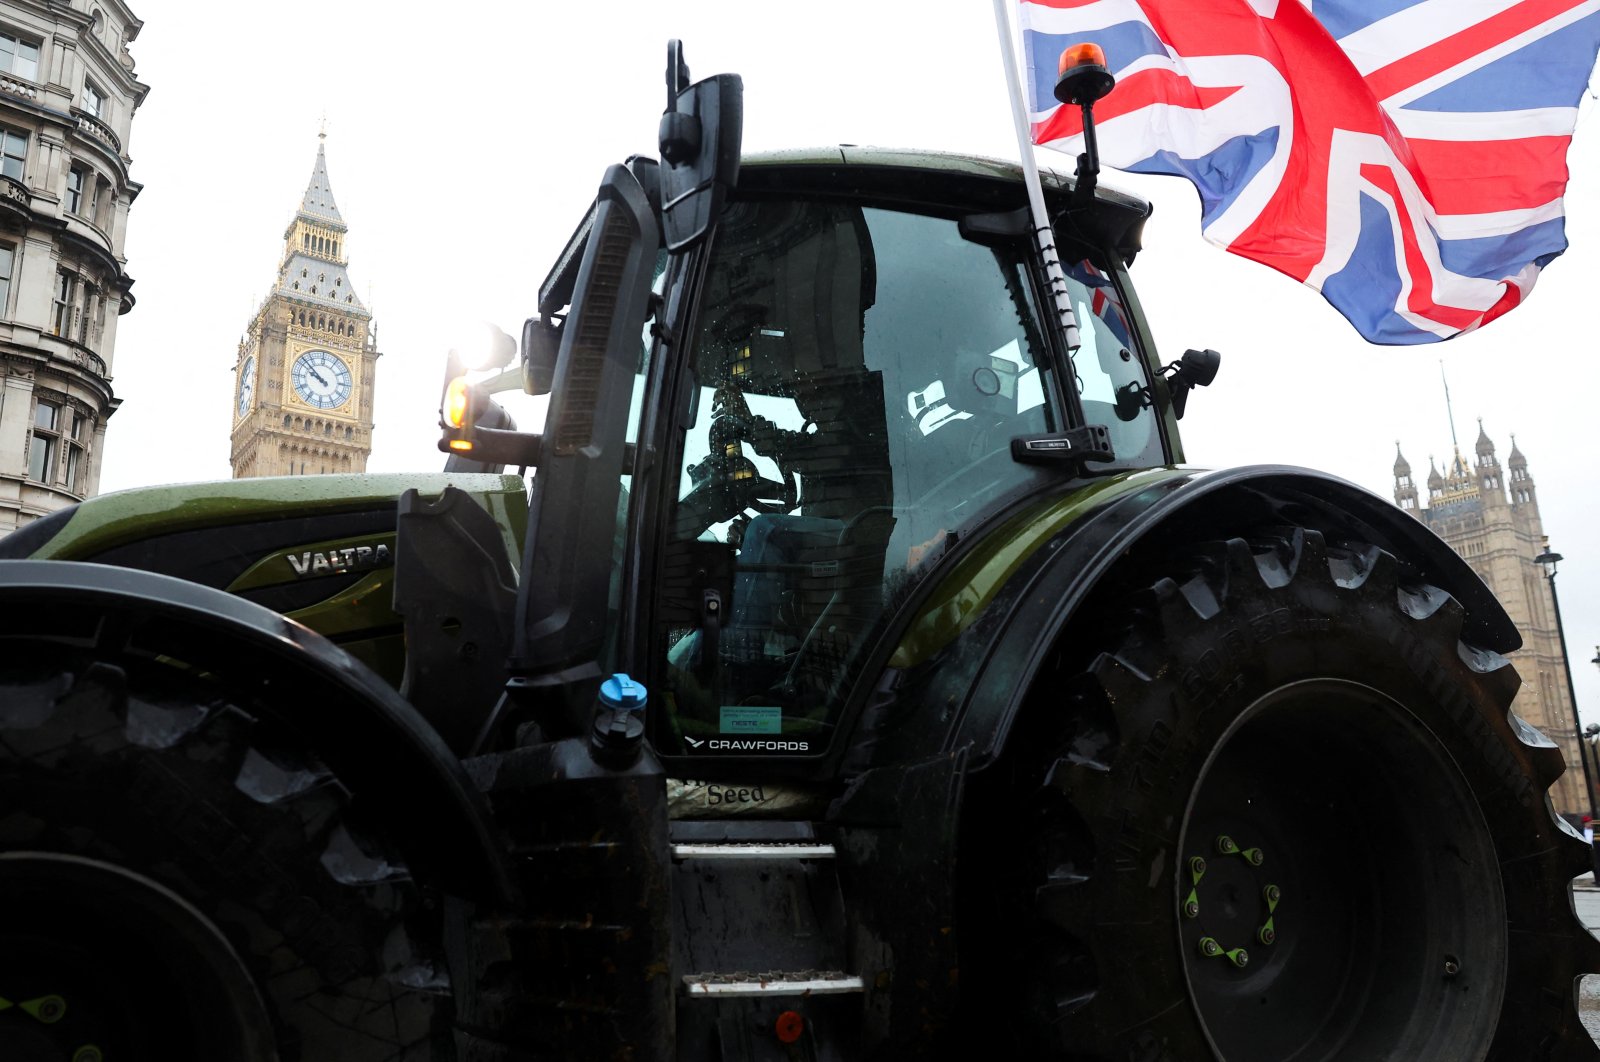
[0,853,274,1061]
[1178,680,1506,1062]
[1183,839,1277,972]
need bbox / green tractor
[0,42,1593,1062]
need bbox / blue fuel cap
[599,672,648,712]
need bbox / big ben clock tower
[230,137,379,478]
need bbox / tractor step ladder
[669,822,864,1056]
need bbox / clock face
[291,349,353,409]
[237,355,255,417]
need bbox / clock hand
[310,368,330,387]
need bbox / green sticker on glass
[720,705,783,735]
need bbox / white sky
[101,2,1600,726]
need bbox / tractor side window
[655,197,1063,756]
[603,249,669,668]
[1063,257,1161,466]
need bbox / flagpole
[991,0,1082,352]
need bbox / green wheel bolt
[1264,884,1281,904]
[1230,948,1251,968]
[1190,855,1207,877]
[1244,847,1264,866]
[1216,835,1239,855]
[1199,936,1222,958]
[1183,899,1200,919]
[73,1048,103,1062]
[21,995,66,1024]
[1258,926,1276,945]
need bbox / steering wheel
[708,401,800,516]
[744,463,799,514]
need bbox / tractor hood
[0,472,529,689]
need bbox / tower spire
[1440,360,1459,452]
[298,138,344,226]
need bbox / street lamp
[1535,540,1600,824]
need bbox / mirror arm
[439,426,543,469]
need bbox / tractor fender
[921,465,1519,772]
[0,559,515,904]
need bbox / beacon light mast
[993,25,1225,431]
[990,2,1130,467]
[991,0,1121,350]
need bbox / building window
[65,440,83,492]
[0,128,25,182]
[92,176,109,227]
[82,82,104,120]
[29,399,59,482]
[66,166,83,212]
[78,285,96,343]
[0,243,14,314]
[52,271,75,336]
[0,31,40,82]
[64,414,88,493]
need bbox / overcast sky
[101,2,1600,725]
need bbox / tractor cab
[437,46,1185,776]
[646,155,1170,765]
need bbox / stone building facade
[1393,427,1587,815]
[0,0,146,531]
[230,140,378,478]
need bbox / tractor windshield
[653,195,1157,755]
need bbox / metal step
[683,970,865,998]
[670,841,836,861]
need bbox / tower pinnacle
[1440,361,1460,452]
[298,141,343,226]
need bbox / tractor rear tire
[965,527,1600,1061]
[0,642,447,1061]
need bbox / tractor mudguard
[862,464,1519,773]
[0,559,514,904]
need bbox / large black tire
[964,527,1599,1061]
[0,641,447,1061]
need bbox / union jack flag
[1068,257,1135,346]
[1018,0,1600,344]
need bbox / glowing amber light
[444,377,472,428]
[448,439,475,452]
[774,1010,805,1044]
[1058,41,1107,74]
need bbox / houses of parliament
[1393,426,1588,816]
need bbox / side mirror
[522,315,559,395]
[657,40,742,252]
[1164,347,1221,420]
